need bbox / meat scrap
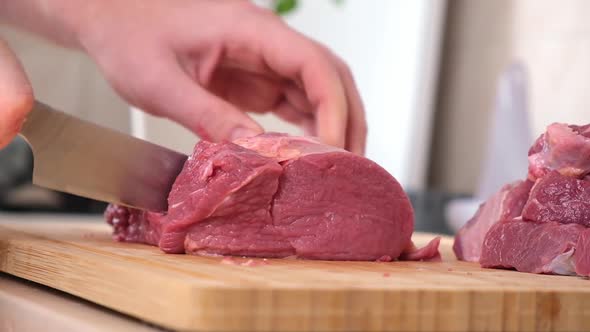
[106,133,439,262]
[454,122,590,277]
[401,237,442,262]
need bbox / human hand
[77,0,367,153]
[0,38,34,149]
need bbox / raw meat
[400,237,442,262]
[105,204,161,246]
[452,180,533,262]
[522,171,590,227]
[528,123,590,180]
[454,122,590,277]
[576,234,590,276]
[480,219,590,276]
[106,134,439,261]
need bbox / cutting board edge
[2,221,590,332]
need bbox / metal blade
[18,101,188,212]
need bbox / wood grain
[1,215,589,332]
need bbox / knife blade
[18,101,188,212]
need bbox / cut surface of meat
[452,180,533,262]
[105,134,435,261]
[528,123,590,181]
[522,171,590,227]
[160,141,283,254]
[480,219,590,276]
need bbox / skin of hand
[0,39,34,149]
[0,0,367,153]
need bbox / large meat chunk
[106,134,437,261]
[480,219,590,276]
[454,121,590,277]
[452,180,533,262]
[522,171,590,227]
[528,123,590,180]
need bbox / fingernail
[230,127,260,141]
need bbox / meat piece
[400,237,442,262]
[160,141,283,254]
[528,123,590,181]
[105,134,435,261]
[480,219,590,276]
[269,152,413,260]
[454,121,590,277]
[522,171,590,227]
[105,204,163,246]
[575,233,590,276]
[453,180,533,262]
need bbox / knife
[18,101,188,212]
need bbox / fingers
[307,41,367,154]
[239,18,348,149]
[328,53,367,155]
[230,9,369,152]
[274,43,367,154]
[274,99,314,131]
[0,39,34,149]
[136,54,263,142]
[283,82,313,115]
[275,83,315,135]
[206,66,282,112]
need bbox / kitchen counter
[0,274,162,332]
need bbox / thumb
[0,38,34,149]
[142,60,263,142]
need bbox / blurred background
[1,0,590,234]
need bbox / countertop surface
[0,273,163,332]
[0,213,160,332]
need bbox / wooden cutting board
[1,215,589,332]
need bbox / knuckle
[235,0,257,10]
[315,43,354,80]
[233,0,273,18]
[328,52,353,80]
[339,60,354,79]
[247,2,276,17]
[306,46,331,70]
